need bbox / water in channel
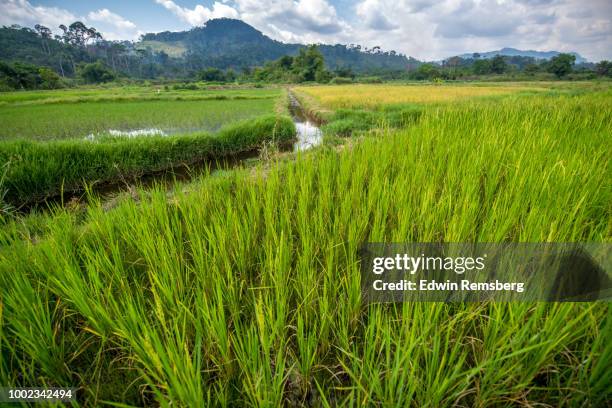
[288,93,323,151]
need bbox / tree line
[411,54,612,80]
[1,21,611,90]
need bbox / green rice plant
[0,90,610,406]
[0,115,296,206]
[0,86,280,106]
[0,97,279,141]
[0,160,15,222]
[322,105,423,137]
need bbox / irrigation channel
[288,92,323,151]
[17,94,323,213]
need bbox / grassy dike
[1,91,610,406]
[0,114,295,207]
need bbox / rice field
[0,87,282,141]
[0,86,294,206]
[295,83,543,109]
[0,85,279,105]
[1,85,610,406]
[0,115,295,206]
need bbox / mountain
[456,47,587,63]
[138,18,414,73]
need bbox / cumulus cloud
[0,0,142,40]
[154,0,238,26]
[229,0,346,39]
[87,9,137,31]
[531,12,557,25]
[86,9,141,40]
[151,0,348,43]
[434,0,523,38]
[343,0,612,61]
[513,0,556,5]
[0,0,75,30]
[356,0,399,30]
[1,0,611,61]
[406,0,438,13]
[293,0,344,33]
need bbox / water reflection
[85,128,167,140]
[293,121,323,151]
[289,92,323,151]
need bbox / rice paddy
[1,83,610,406]
[0,85,280,105]
[0,85,295,207]
[0,87,282,141]
[295,83,543,109]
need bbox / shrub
[78,61,116,84]
[358,76,383,84]
[38,67,63,89]
[329,77,353,85]
[547,54,576,78]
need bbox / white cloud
[1,0,611,61]
[292,0,344,33]
[356,0,399,31]
[406,0,438,13]
[229,0,348,43]
[88,9,137,31]
[147,0,611,60]
[154,0,238,26]
[0,0,76,31]
[434,0,523,38]
[87,9,141,40]
[343,0,612,61]
[151,0,349,43]
[0,0,142,40]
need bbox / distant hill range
[455,47,587,63]
[138,18,417,72]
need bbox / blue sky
[2,0,611,61]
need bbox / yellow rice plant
[296,84,540,109]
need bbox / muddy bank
[13,149,263,214]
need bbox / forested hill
[0,18,413,78]
[0,25,91,77]
[456,47,587,64]
[139,18,415,72]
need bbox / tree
[315,68,331,83]
[199,67,226,82]
[412,63,440,80]
[77,61,116,83]
[0,62,64,90]
[225,68,236,82]
[472,59,491,75]
[86,27,103,45]
[445,56,462,68]
[334,66,355,79]
[34,24,52,55]
[292,45,329,82]
[277,55,294,70]
[157,50,169,65]
[59,22,102,47]
[524,63,541,75]
[489,55,508,74]
[38,67,62,89]
[105,42,127,71]
[2,62,40,89]
[595,60,612,77]
[547,53,575,78]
